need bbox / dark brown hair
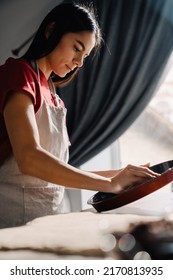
[22,2,103,87]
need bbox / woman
[0,2,158,227]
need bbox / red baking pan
[87,160,173,212]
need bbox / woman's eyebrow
[76,40,85,51]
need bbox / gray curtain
[59,0,173,167]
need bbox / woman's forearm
[90,170,121,178]
[20,146,113,193]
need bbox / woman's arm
[90,170,121,177]
[3,91,159,194]
[90,163,151,178]
[3,91,113,192]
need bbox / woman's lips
[66,65,72,72]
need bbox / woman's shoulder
[2,57,35,75]
[0,57,39,89]
[0,57,42,113]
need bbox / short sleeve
[0,58,41,114]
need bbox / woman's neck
[36,57,52,80]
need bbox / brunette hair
[22,2,102,87]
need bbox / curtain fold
[59,0,173,167]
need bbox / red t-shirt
[0,57,58,165]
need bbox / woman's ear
[45,22,56,39]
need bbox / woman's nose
[73,55,84,68]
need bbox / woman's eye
[74,46,80,52]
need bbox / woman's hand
[110,164,160,194]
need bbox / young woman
[0,2,159,227]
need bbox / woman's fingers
[125,164,160,178]
[111,163,161,194]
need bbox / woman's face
[45,31,96,78]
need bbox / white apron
[0,93,69,228]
